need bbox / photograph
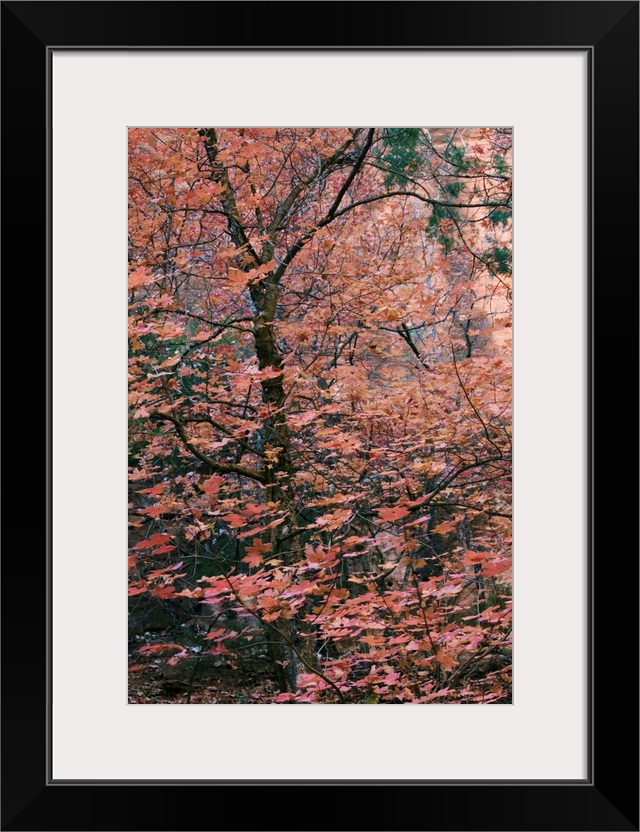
[2,0,636,823]
[128,127,513,704]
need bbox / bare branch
[149,411,266,483]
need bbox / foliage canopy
[128,127,512,704]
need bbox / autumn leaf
[376,506,410,522]
[133,532,172,550]
[407,492,435,507]
[481,558,511,578]
[201,474,225,496]
[152,544,176,555]
[139,483,167,497]
[138,505,164,519]
[237,516,286,539]
[314,509,353,530]
[128,266,155,290]
[151,585,178,599]
[226,269,249,290]
[431,519,460,535]
[241,551,261,569]
[242,537,272,569]
[221,513,246,528]
[304,543,339,568]
[243,503,267,517]
[128,584,146,597]
[204,627,228,641]
[434,651,457,672]
[464,550,489,564]
[137,643,184,655]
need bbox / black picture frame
[2,2,638,830]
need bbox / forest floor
[128,629,279,704]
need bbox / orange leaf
[431,519,459,535]
[243,551,263,569]
[128,584,146,597]
[376,506,410,522]
[153,544,176,555]
[139,483,167,497]
[434,651,457,672]
[221,513,246,528]
[464,550,488,564]
[128,266,155,290]
[237,516,286,538]
[314,509,352,530]
[201,474,224,496]
[137,643,184,655]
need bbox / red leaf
[151,586,177,599]
[149,532,172,544]
[464,550,488,564]
[434,651,457,672]
[221,513,246,528]
[407,492,435,507]
[431,519,459,535]
[128,584,146,597]
[201,475,224,496]
[481,559,511,578]
[237,516,286,538]
[137,643,184,655]
[139,506,164,518]
[376,506,410,522]
[128,266,155,290]
[204,628,227,641]
[139,483,167,497]
[242,551,263,569]
[133,532,172,550]
[242,537,272,569]
[314,509,352,530]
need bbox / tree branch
[332,190,510,220]
[181,414,266,458]
[199,129,261,266]
[273,129,375,283]
[149,412,266,483]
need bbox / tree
[128,127,512,703]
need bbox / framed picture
[2,2,637,830]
